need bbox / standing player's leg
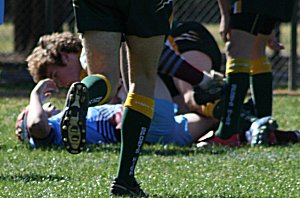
[215,30,253,141]
[111,35,164,197]
[202,13,264,146]
[250,18,277,118]
[110,0,172,196]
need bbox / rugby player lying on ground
[15,77,300,148]
[24,21,299,148]
[17,22,297,148]
[15,77,217,148]
[24,21,223,153]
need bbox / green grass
[0,23,14,53]
[0,93,299,197]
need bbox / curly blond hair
[26,32,82,82]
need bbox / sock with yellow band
[216,59,250,139]
[250,57,273,117]
[117,93,154,185]
[201,98,259,135]
[80,74,111,106]
[200,99,224,119]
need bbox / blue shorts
[146,99,193,146]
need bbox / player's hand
[42,102,61,117]
[267,36,284,51]
[32,78,59,102]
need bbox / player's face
[46,54,82,87]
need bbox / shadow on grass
[20,142,233,156]
[75,144,232,156]
[0,173,69,182]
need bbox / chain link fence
[0,0,299,89]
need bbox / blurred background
[0,0,299,89]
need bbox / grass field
[0,90,299,197]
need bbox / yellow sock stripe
[226,58,251,75]
[250,57,272,75]
[94,74,111,105]
[200,99,221,118]
[124,93,154,119]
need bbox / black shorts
[230,13,277,35]
[73,0,172,37]
[232,0,295,22]
[170,21,222,72]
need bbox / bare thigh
[226,29,256,60]
[125,35,165,98]
[251,33,271,59]
[82,31,122,100]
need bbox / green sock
[117,107,151,185]
[212,100,225,119]
[250,72,273,117]
[216,73,249,139]
[81,74,110,106]
[211,98,257,132]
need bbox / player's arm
[217,0,231,42]
[26,79,58,139]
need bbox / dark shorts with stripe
[231,0,295,22]
[230,13,277,35]
[73,0,172,37]
[170,21,222,71]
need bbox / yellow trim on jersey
[167,35,179,53]
[94,74,111,105]
[250,57,272,75]
[226,58,251,75]
[200,99,221,118]
[233,0,242,14]
[124,93,154,119]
